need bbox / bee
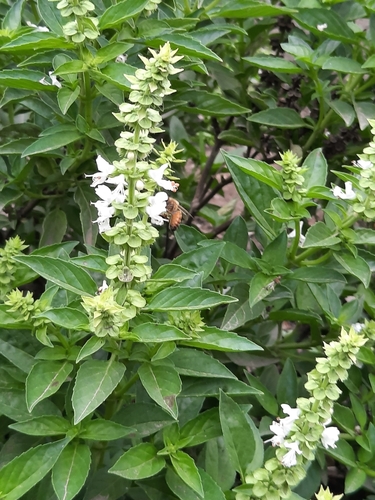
[165,197,191,231]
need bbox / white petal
[95,185,113,203]
[321,427,340,449]
[356,160,372,170]
[96,155,115,175]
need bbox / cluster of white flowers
[87,156,178,233]
[268,404,340,468]
[331,159,373,201]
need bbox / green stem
[204,0,222,13]
[183,0,191,15]
[83,70,93,126]
[54,330,70,350]
[300,250,331,266]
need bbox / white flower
[281,441,302,467]
[288,222,306,245]
[267,404,301,447]
[149,164,178,192]
[332,181,356,200]
[356,159,372,170]
[92,203,115,233]
[98,280,109,294]
[49,71,61,88]
[352,323,364,333]
[321,426,340,449]
[26,21,49,32]
[317,23,327,31]
[116,54,127,63]
[146,191,168,225]
[268,421,287,447]
[95,183,125,205]
[136,180,145,191]
[86,155,115,187]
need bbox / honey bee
[165,197,191,231]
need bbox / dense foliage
[1,1,375,499]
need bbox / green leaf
[72,359,125,424]
[277,359,297,406]
[302,148,327,189]
[181,326,261,352]
[333,252,371,287]
[249,272,277,308]
[173,242,224,279]
[138,363,181,419]
[37,0,64,35]
[76,337,105,363]
[178,90,248,116]
[222,151,282,190]
[26,361,73,411]
[213,0,295,18]
[0,69,56,91]
[151,264,197,282]
[328,100,355,127]
[326,439,356,467]
[322,57,365,74]
[221,284,264,331]
[0,388,60,422]
[9,416,71,436]
[166,466,226,500]
[149,34,222,62]
[179,408,222,447]
[219,391,263,477]
[113,403,175,438]
[2,0,25,31]
[344,468,367,494]
[247,108,307,129]
[74,183,99,247]
[0,439,69,500]
[169,349,236,379]
[52,443,91,500]
[39,208,67,247]
[352,228,375,245]
[57,86,80,115]
[79,419,133,440]
[93,42,133,64]
[21,129,82,156]
[54,60,86,75]
[99,62,135,90]
[293,8,356,43]
[99,0,149,28]
[171,451,203,497]
[1,32,73,53]
[13,255,97,296]
[225,154,280,239]
[302,222,340,248]
[145,287,237,311]
[243,55,301,73]
[204,439,236,491]
[244,373,278,416]
[290,267,346,283]
[109,443,165,480]
[0,338,34,373]
[181,378,259,398]
[35,308,89,330]
[131,323,190,342]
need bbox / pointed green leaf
[72,360,125,424]
[131,323,190,342]
[0,439,69,500]
[219,392,263,477]
[181,326,261,352]
[76,337,105,363]
[302,222,340,248]
[79,419,133,440]
[138,363,181,419]
[13,255,97,296]
[145,287,237,311]
[109,443,165,479]
[333,252,371,287]
[171,451,203,497]
[21,130,82,156]
[169,349,236,379]
[9,416,71,436]
[26,361,73,411]
[99,0,149,28]
[52,443,91,500]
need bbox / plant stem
[300,250,331,266]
